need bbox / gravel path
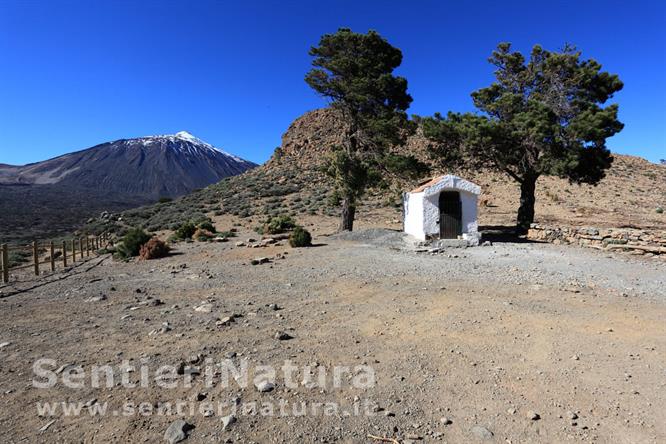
[0,229,664,443]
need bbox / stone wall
[527,224,666,256]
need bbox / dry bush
[139,237,170,260]
[193,228,215,241]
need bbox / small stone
[191,392,206,402]
[221,414,236,431]
[440,417,452,425]
[471,425,494,440]
[194,303,213,313]
[255,380,275,392]
[164,420,192,443]
[216,316,235,327]
[85,295,107,302]
[568,411,579,420]
[224,352,237,359]
[527,411,540,420]
[571,354,580,361]
[0,342,11,349]
[274,331,293,340]
[268,303,280,311]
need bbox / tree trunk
[339,198,356,232]
[516,175,538,235]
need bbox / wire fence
[0,233,110,284]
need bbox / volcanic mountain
[0,131,256,242]
[0,131,255,198]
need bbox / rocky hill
[0,132,256,242]
[86,108,665,236]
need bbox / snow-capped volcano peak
[128,131,246,163]
[174,130,207,145]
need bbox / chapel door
[439,191,462,239]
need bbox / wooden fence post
[86,237,90,257]
[72,239,76,262]
[50,241,55,272]
[62,240,68,268]
[80,238,84,259]
[33,240,39,276]
[1,244,8,283]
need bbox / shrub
[174,221,197,240]
[657,207,664,214]
[193,228,215,241]
[197,221,217,233]
[263,215,296,235]
[158,197,173,203]
[139,237,170,260]
[7,250,31,267]
[117,227,151,259]
[289,226,312,247]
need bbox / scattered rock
[194,303,213,313]
[216,316,235,327]
[274,331,293,340]
[221,414,237,431]
[85,294,107,302]
[255,380,275,392]
[440,417,452,425]
[0,342,11,349]
[471,425,494,440]
[527,411,541,420]
[251,257,270,265]
[164,420,193,443]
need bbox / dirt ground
[0,224,665,444]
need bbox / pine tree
[305,28,422,231]
[423,43,623,234]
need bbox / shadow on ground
[480,225,539,244]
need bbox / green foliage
[305,28,417,230]
[7,250,31,267]
[158,197,173,203]
[261,215,297,235]
[117,227,151,259]
[197,221,217,233]
[657,207,664,214]
[289,226,312,247]
[174,222,197,240]
[423,42,623,233]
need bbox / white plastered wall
[403,192,425,240]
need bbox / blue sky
[0,0,664,165]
